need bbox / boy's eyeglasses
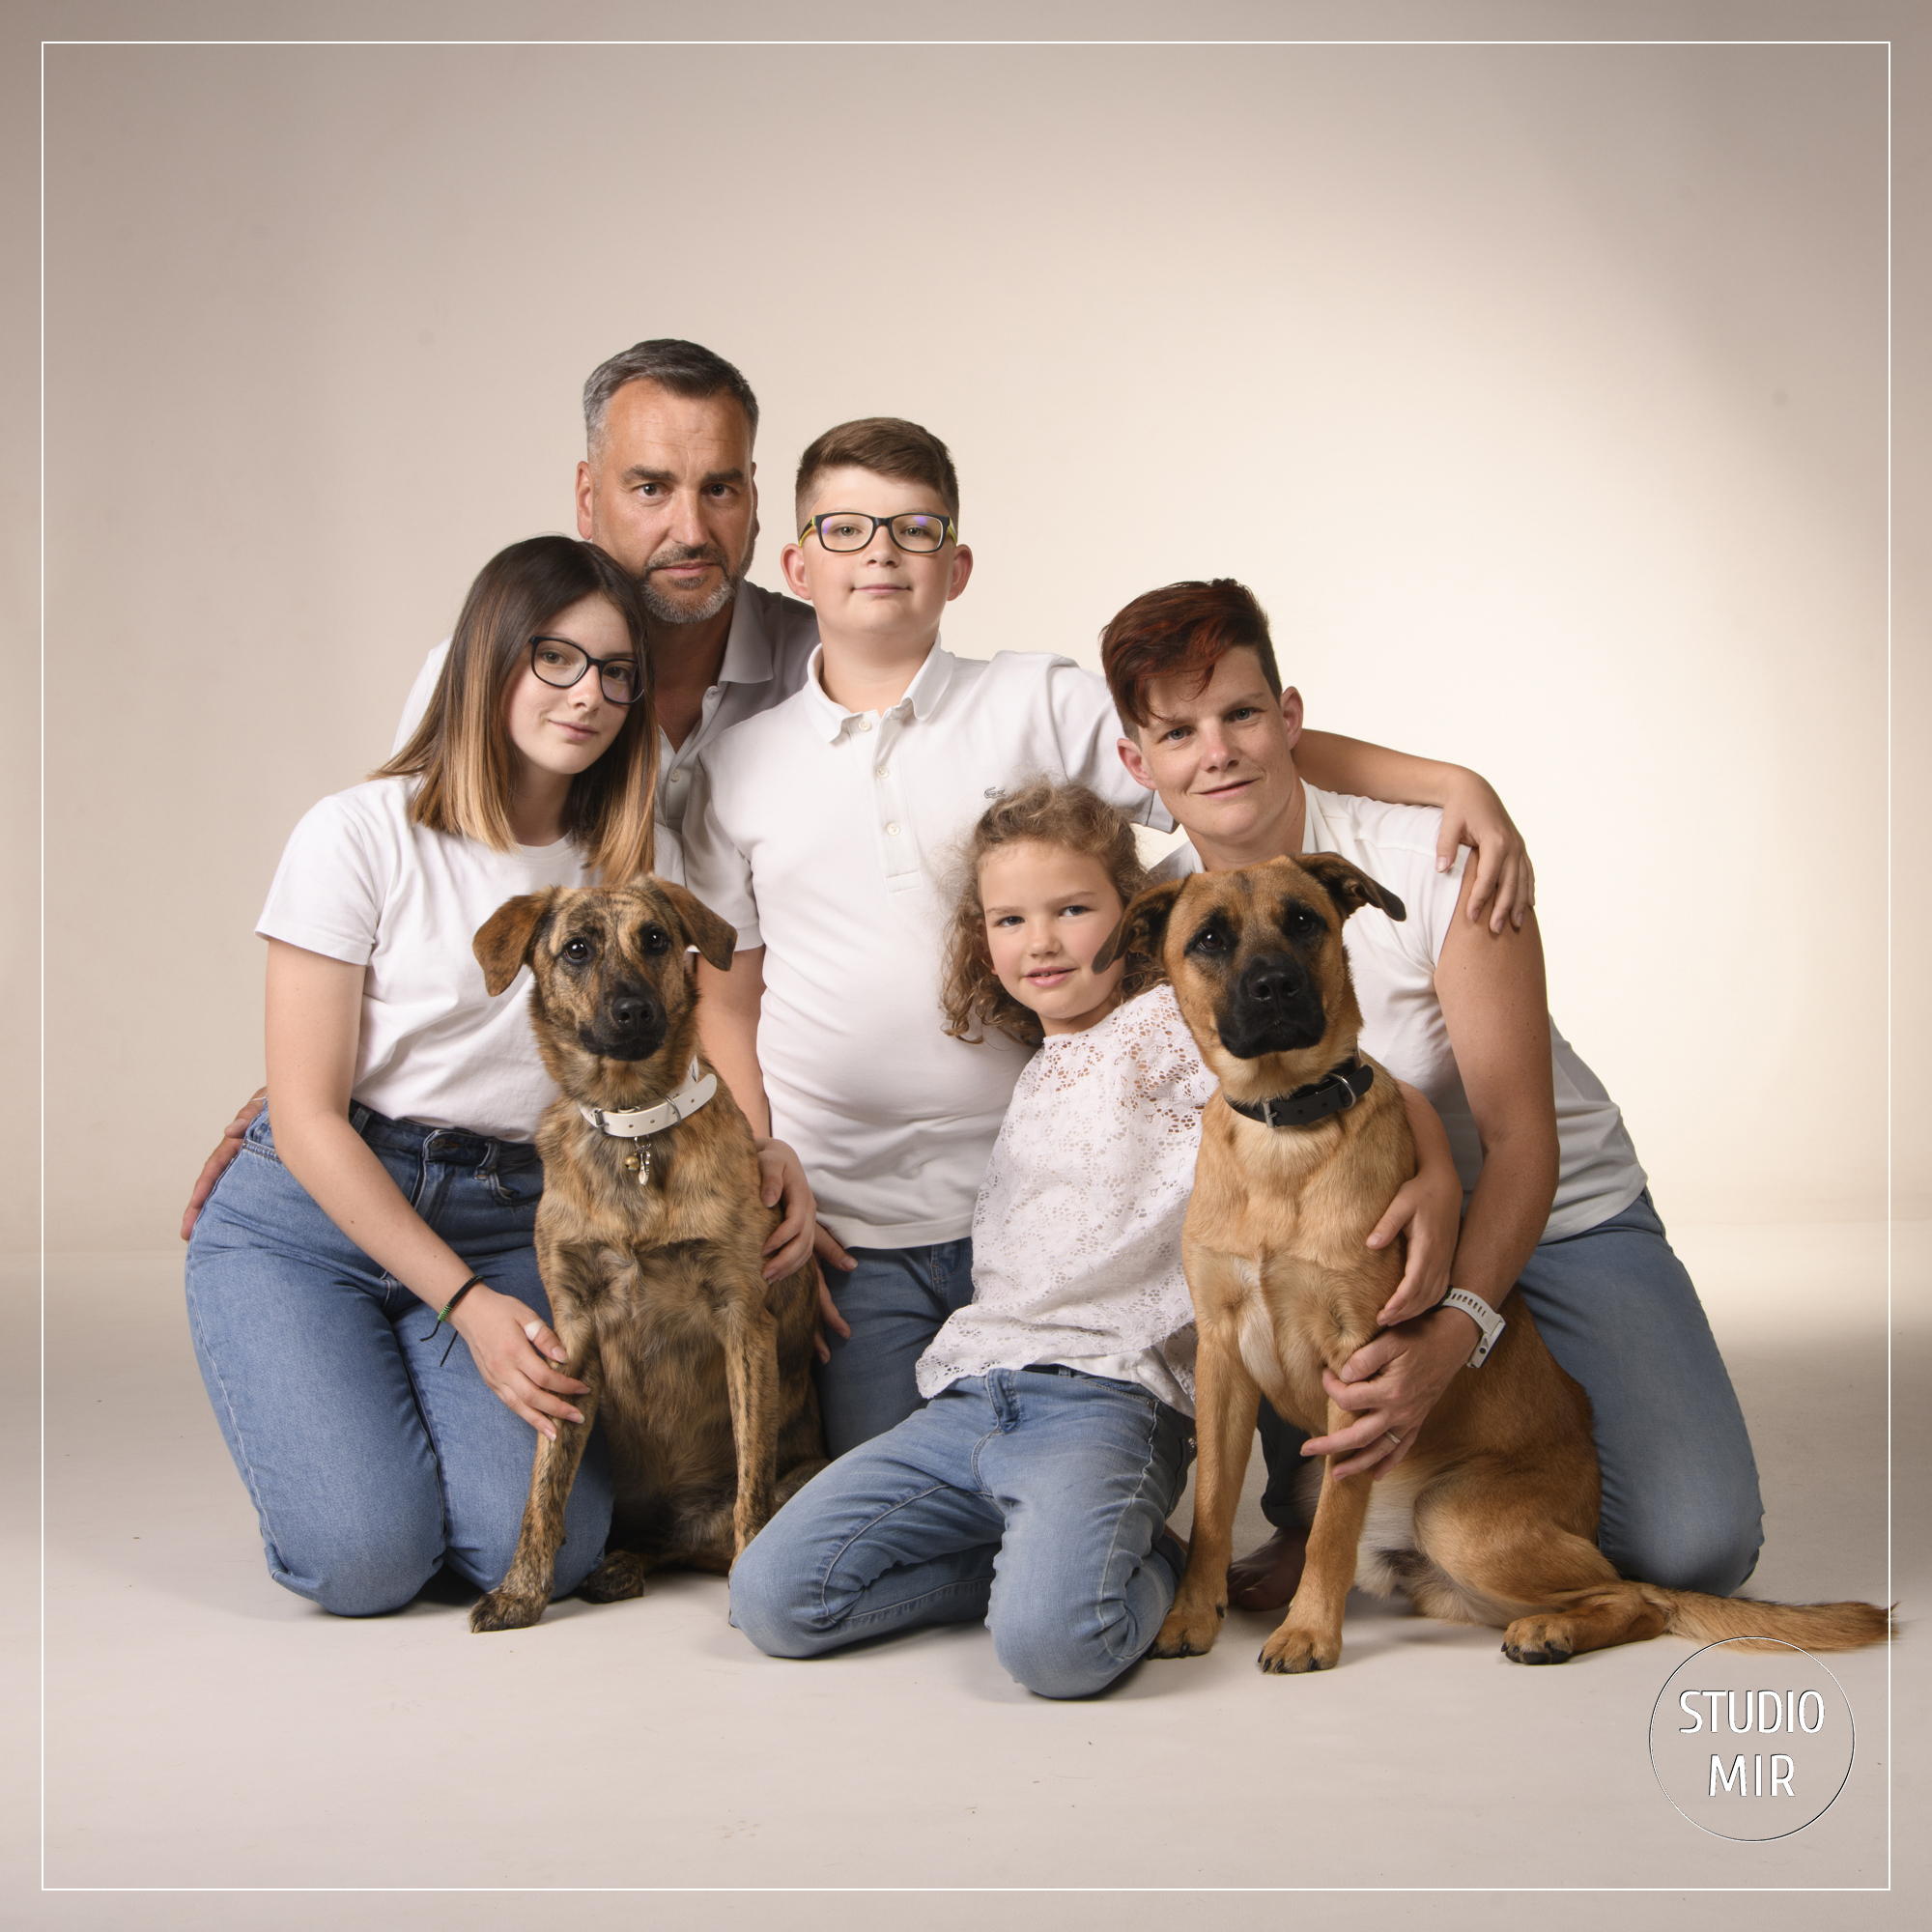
[528,636,645,705]
[797,510,957,554]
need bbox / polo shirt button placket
[873,712,918,891]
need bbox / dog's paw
[577,1551,652,1603]
[1501,1615,1576,1665]
[1258,1623,1341,1674]
[1150,1600,1226,1660]
[469,1589,548,1634]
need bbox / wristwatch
[1439,1288,1506,1368]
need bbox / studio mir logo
[1649,1638,1857,1841]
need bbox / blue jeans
[730,1365,1194,1699]
[184,1105,613,1616]
[814,1239,976,1457]
[1258,1189,1763,1594]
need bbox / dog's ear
[473,889,559,995]
[1094,878,1187,972]
[1298,855,1406,925]
[650,880,739,972]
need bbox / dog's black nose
[1240,958,1303,1007]
[607,988,662,1034]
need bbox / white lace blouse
[915,984,1218,1415]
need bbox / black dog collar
[1226,1058,1374,1130]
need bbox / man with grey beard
[392,338,819,872]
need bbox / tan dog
[1097,856,1889,1673]
[466,878,824,1634]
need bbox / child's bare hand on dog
[753,1136,823,1281]
[1302,1308,1474,1478]
[448,1289,588,1441]
[179,1088,268,1240]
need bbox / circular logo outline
[1648,1637,1857,1842]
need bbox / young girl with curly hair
[730,779,1462,1697]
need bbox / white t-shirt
[917,985,1216,1416]
[682,643,1168,1248]
[392,579,818,851]
[256,777,589,1141]
[1153,785,1646,1241]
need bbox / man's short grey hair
[582,339,760,453]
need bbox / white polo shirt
[392,579,820,846]
[682,643,1168,1249]
[1153,785,1647,1241]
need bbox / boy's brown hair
[794,416,960,527]
[1100,578,1284,734]
[940,779,1161,1050]
[377,535,659,884]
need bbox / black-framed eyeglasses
[528,636,644,706]
[797,510,958,554]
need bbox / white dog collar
[1440,1287,1506,1368]
[577,1061,719,1140]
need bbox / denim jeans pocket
[482,1160,543,1208]
[242,1109,284,1166]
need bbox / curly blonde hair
[940,779,1163,1048]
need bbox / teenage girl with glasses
[186,536,665,1616]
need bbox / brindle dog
[467,878,824,1634]
[1098,856,1889,1673]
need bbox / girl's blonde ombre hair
[377,536,658,883]
[940,779,1161,1049]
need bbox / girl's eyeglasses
[528,636,644,706]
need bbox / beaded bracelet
[423,1275,488,1365]
[435,1276,488,1326]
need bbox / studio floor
[5,1225,1925,1931]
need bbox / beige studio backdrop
[17,14,1920,1925]
[39,29,1890,1255]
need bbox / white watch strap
[1440,1287,1505,1368]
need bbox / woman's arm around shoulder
[1294,729,1535,934]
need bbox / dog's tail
[1646,1586,1894,1652]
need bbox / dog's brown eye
[1187,925,1228,955]
[641,926,671,954]
[562,938,593,964]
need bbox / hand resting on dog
[753,1135,820,1282]
[1366,1081,1463,1328]
[1274,1077,1463,1482]
[262,940,594,1441]
[1304,865,1558,1480]
[697,937,858,1361]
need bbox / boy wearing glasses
[684,416,1533,1461]
[684,417,1162,1456]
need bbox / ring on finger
[1385,1430,1402,1447]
